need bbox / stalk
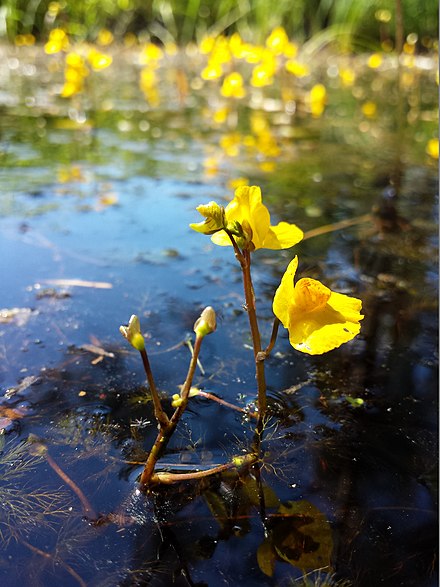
[139,347,169,428]
[240,248,267,417]
[139,334,204,486]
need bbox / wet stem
[139,334,204,486]
[228,238,267,419]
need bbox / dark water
[0,45,438,586]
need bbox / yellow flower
[44,28,69,54]
[221,72,246,98]
[190,202,226,234]
[273,257,363,355]
[209,186,303,251]
[97,28,114,46]
[285,60,309,78]
[367,53,383,69]
[307,83,327,118]
[87,48,113,71]
[426,138,439,159]
[361,101,377,118]
[265,26,289,55]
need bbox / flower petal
[288,309,362,355]
[327,291,364,323]
[262,221,304,250]
[272,256,298,327]
[225,186,270,249]
[211,229,233,246]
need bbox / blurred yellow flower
[426,138,439,159]
[285,60,309,78]
[251,62,275,87]
[201,59,223,80]
[361,101,377,118]
[87,48,112,71]
[283,41,298,59]
[213,106,229,124]
[308,83,327,117]
[339,67,355,87]
[266,26,289,55]
[273,256,363,354]
[97,29,114,46]
[139,43,163,65]
[199,35,216,54]
[220,132,242,157]
[61,52,88,97]
[367,53,383,69]
[140,68,160,106]
[44,28,69,54]
[210,185,303,251]
[221,72,246,98]
[14,34,35,47]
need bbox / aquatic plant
[120,184,363,488]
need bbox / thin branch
[263,317,280,358]
[150,452,257,485]
[139,348,169,428]
[139,334,205,486]
[44,452,96,519]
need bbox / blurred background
[1,0,438,50]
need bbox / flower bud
[119,314,145,351]
[193,306,216,337]
[190,201,226,235]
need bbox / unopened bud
[193,306,216,337]
[171,393,183,408]
[119,314,145,351]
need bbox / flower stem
[139,347,169,428]
[150,452,257,485]
[263,317,280,357]
[139,334,204,487]
[241,249,267,417]
[195,390,258,418]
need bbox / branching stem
[140,347,169,428]
[139,334,204,486]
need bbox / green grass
[1,0,438,49]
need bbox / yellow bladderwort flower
[190,202,226,235]
[205,186,303,251]
[307,83,327,117]
[265,26,289,56]
[285,60,310,78]
[273,256,363,355]
[87,48,112,71]
[44,28,69,54]
[426,138,439,159]
[61,52,89,97]
[221,72,246,99]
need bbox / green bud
[119,314,145,351]
[193,306,216,337]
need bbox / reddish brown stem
[140,334,204,486]
[45,453,96,519]
[140,347,169,428]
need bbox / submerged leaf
[272,500,333,571]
